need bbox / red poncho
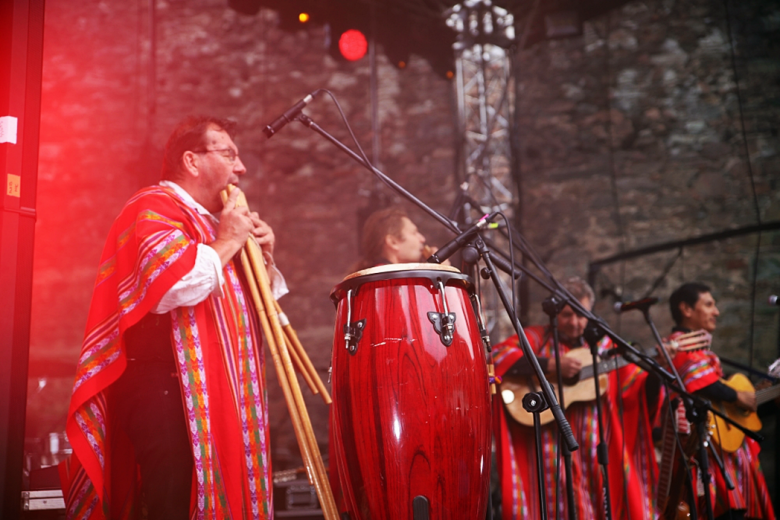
[492,326,660,520]
[670,332,775,520]
[60,185,273,519]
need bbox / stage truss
[448,0,519,337]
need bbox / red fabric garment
[492,326,660,520]
[669,331,776,520]
[60,186,273,519]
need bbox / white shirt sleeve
[151,244,225,314]
[265,251,290,300]
[152,244,289,314]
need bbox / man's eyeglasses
[193,148,239,163]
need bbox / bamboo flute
[275,300,332,404]
[284,330,319,395]
[242,227,338,518]
[236,248,317,483]
[225,188,338,519]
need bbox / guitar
[499,347,624,427]
[709,373,780,452]
[499,330,712,427]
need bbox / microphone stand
[444,179,761,519]
[290,106,760,519]
[523,390,550,520]
[450,201,678,387]
[581,322,613,520]
[641,309,733,520]
[472,236,580,519]
[290,111,580,518]
[638,307,699,520]
[542,295,578,520]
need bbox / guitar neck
[756,384,780,405]
[579,356,630,381]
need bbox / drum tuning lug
[427,312,456,347]
[430,280,456,346]
[344,319,366,355]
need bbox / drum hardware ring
[343,289,365,355]
[428,280,456,347]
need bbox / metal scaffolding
[447,0,516,216]
[446,0,519,336]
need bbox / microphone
[770,295,779,306]
[263,90,321,138]
[427,212,499,264]
[613,297,659,314]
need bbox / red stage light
[338,29,368,61]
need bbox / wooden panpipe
[222,187,337,519]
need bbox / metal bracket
[343,288,365,354]
[428,280,456,346]
[428,312,456,346]
[343,319,365,355]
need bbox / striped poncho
[492,325,660,520]
[60,185,273,519]
[669,331,775,520]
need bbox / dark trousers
[112,360,193,520]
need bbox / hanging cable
[640,249,683,300]
[601,12,628,335]
[723,0,761,366]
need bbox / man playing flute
[61,116,286,519]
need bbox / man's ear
[181,151,200,178]
[385,234,398,249]
[383,234,399,257]
[679,301,693,319]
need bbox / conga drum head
[345,262,462,279]
[329,264,491,520]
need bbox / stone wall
[513,0,780,370]
[27,0,459,471]
[27,0,780,492]
[512,0,780,494]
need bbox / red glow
[338,29,367,61]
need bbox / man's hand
[210,188,254,267]
[735,390,757,412]
[660,340,678,358]
[249,212,275,256]
[548,355,582,380]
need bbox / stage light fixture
[298,12,310,23]
[338,29,368,61]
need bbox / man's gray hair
[561,276,595,307]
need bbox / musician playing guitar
[492,277,661,520]
[666,282,775,520]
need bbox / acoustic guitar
[499,330,712,427]
[709,373,780,452]
[499,347,621,427]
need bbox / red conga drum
[329,264,492,520]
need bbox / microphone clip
[426,212,499,265]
